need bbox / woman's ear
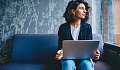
[71,9,75,15]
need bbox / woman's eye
[80,7,85,10]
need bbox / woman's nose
[84,9,87,13]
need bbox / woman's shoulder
[58,22,69,34]
[81,22,92,29]
[82,22,91,26]
[59,22,70,28]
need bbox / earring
[73,13,75,16]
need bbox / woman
[55,0,100,70]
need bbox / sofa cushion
[0,62,46,70]
[12,34,58,63]
[94,61,111,70]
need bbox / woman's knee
[61,60,76,70]
[79,60,94,70]
[80,60,92,66]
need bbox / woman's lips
[82,14,86,16]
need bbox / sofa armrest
[102,43,120,69]
[103,43,120,53]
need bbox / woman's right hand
[55,50,63,60]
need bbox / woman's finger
[96,50,100,54]
[56,54,63,58]
[93,53,100,57]
[57,50,63,54]
[55,55,62,60]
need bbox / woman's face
[72,3,87,19]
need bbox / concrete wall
[114,0,120,46]
[103,0,115,44]
[92,0,103,34]
[0,0,70,41]
[103,0,109,42]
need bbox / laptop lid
[62,40,100,59]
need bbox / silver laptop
[62,40,100,59]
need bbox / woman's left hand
[93,49,100,60]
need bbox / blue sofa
[0,34,120,70]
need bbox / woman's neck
[71,19,81,28]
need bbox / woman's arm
[86,24,92,40]
[58,25,64,50]
[56,24,64,60]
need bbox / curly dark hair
[63,0,91,23]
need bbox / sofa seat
[94,61,111,70]
[1,61,111,70]
[0,62,47,70]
